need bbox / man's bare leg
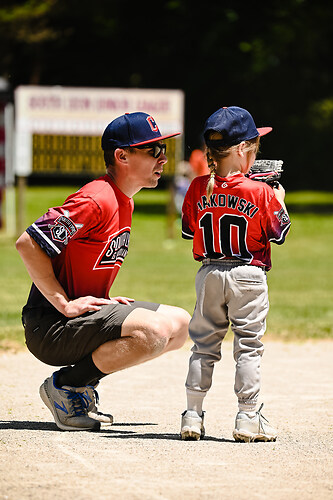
[92,305,190,374]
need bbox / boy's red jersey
[182,173,290,271]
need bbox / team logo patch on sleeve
[48,210,83,244]
[94,228,131,270]
[274,208,290,225]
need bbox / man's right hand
[63,296,115,317]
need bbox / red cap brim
[130,132,181,147]
[257,127,273,137]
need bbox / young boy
[180,106,290,442]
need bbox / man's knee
[121,305,190,356]
[121,308,172,354]
[145,313,174,353]
[175,307,192,333]
[157,305,191,347]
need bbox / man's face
[127,143,168,189]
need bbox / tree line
[0,0,332,189]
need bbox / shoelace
[93,389,99,406]
[256,403,270,433]
[65,390,89,417]
[76,386,100,414]
[83,386,99,410]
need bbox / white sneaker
[180,410,205,440]
[233,403,277,442]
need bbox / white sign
[14,86,184,176]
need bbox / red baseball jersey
[182,173,290,270]
[26,175,134,307]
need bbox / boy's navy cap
[101,111,181,150]
[203,106,272,147]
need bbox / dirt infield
[0,340,332,500]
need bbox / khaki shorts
[22,301,159,367]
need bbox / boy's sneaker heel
[233,403,277,443]
[180,410,205,441]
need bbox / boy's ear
[237,141,246,157]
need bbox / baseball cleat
[232,403,277,443]
[180,410,205,440]
[85,383,113,425]
[39,372,100,431]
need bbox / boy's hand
[273,183,285,201]
[273,183,288,213]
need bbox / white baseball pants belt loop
[201,258,265,270]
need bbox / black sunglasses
[134,143,167,158]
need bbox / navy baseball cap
[203,106,272,147]
[101,112,181,151]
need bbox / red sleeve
[26,194,101,258]
[181,180,196,239]
[262,189,291,245]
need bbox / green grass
[268,213,333,340]
[0,187,332,350]
[285,190,333,205]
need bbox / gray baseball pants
[186,260,269,410]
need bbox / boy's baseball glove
[247,160,283,188]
